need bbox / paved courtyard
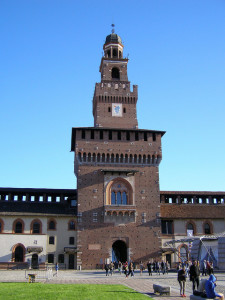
[0,269,225,299]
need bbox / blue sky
[1,0,225,191]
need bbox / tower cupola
[104,32,124,59]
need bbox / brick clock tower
[71,30,165,269]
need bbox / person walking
[156,260,160,275]
[118,261,122,275]
[202,260,207,276]
[128,261,134,277]
[147,261,152,276]
[161,260,165,275]
[178,265,187,297]
[105,263,109,276]
[109,261,114,276]
[189,260,200,292]
[139,261,144,275]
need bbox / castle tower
[93,32,138,129]
[71,29,165,269]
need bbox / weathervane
[111,23,115,33]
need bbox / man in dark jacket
[189,260,200,292]
[205,274,224,299]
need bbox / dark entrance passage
[69,254,74,269]
[112,240,127,263]
[31,254,38,269]
[15,246,24,262]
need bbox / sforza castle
[0,31,225,270]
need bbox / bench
[153,284,171,295]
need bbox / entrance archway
[15,246,24,262]
[112,240,127,263]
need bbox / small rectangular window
[49,236,55,244]
[69,237,75,245]
[135,132,139,141]
[109,131,112,140]
[144,132,147,141]
[100,131,103,140]
[153,133,156,141]
[91,130,94,139]
[126,131,130,141]
[117,131,121,140]
[161,220,173,234]
[81,130,86,139]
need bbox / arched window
[187,222,196,235]
[15,222,22,233]
[12,243,25,262]
[204,223,211,234]
[113,49,118,57]
[13,219,24,234]
[31,219,42,234]
[48,219,56,230]
[112,67,120,79]
[107,178,133,206]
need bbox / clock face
[112,103,122,117]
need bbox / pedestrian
[105,263,109,276]
[189,260,200,292]
[177,265,187,297]
[118,261,122,275]
[147,261,152,276]
[124,261,129,278]
[202,260,207,276]
[109,261,114,275]
[128,262,134,277]
[55,263,59,277]
[156,260,160,275]
[205,274,224,300]
[166,261,170,274]
[207,260,212,275]
[161,260,165,275]
[139,261,144,275]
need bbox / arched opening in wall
[204,222,212,234]
[112,240,127,263]
[106,178,133,205]
[31,254,39,269]
[112,67,120,80]
[13,244,25,262]
[112,49,118,58]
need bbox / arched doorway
[112,240,127,263]
[15,246,24,262]
[31,254,38,269]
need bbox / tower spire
[111,23,115,34]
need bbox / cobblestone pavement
[0,269,225,300]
